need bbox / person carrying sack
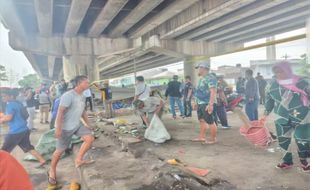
[133,97,164,127]
[134,76,151,127]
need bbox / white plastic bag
[144,114,171,143]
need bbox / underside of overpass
[0,0,309,81]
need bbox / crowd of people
[133,61,310,172]
[0,61,309,188]
[0,75,96,187]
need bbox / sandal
[75,159,95,168]
[47,171,57,185]
[205,138,217,144]
[276,163,293,169]
[301,163,310,173]
[191,138,206,142]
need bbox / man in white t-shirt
[134,76,151,127]
[134,97,164,127]
[134,76,151,101]
[48,75,94,185]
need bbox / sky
[0,22,307,85]
[0,23,35,86]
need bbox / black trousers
[85,97,93,111]
[183,99,192,117]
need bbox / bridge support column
[266,36,276,60]
[63,55,98,82]
[183,56,210,86]
[63,56,77,82]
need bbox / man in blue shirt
[0,89,46,166]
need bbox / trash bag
[144,114,171,143]
[24,129,82,161]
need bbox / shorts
[1,130,34,153]
[197,104,215,124]
[56,126,93,151]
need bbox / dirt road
[4,105,309,190]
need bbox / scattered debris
[167,159,209,177]
[267,148,275,153]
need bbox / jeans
[169,96,184,117]
[245,99,258,121]
[183,99,192,117]
[216,104,228,126]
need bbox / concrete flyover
[0,0,309,81]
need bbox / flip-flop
[191,138,206,142]
[75,159,95,168]
[47,171,57,185]
[204,138,217,144]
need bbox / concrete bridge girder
[129,0,200,38]
[9,31,243,76]
[9,33,133,57]
[64,0,92,37]
[97,35,243,79]
[194,1,310,41]
[34,0,53,37]
[88,0,129,38]
[160,0,258,40]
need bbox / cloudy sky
[0,22,307,85]
[0,23,35,86]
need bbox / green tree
[297,54,310,77]
[18,74,41,88]
[0,64,8,82]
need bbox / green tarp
[24,129,82,161]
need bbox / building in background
[250,59,303,80]
[215,64,250,87]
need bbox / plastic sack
[144,114,171,143]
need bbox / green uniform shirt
[195,74,217,105]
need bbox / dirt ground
[2,105,310,190]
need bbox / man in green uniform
[192,62,217,144]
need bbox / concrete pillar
[183,56,210,86]
[92,60,100,82]
[63,55,98,82]
[47,56,56,78]
[266,36,276,60]
[307,18,310,64]
[63,56,77,82]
